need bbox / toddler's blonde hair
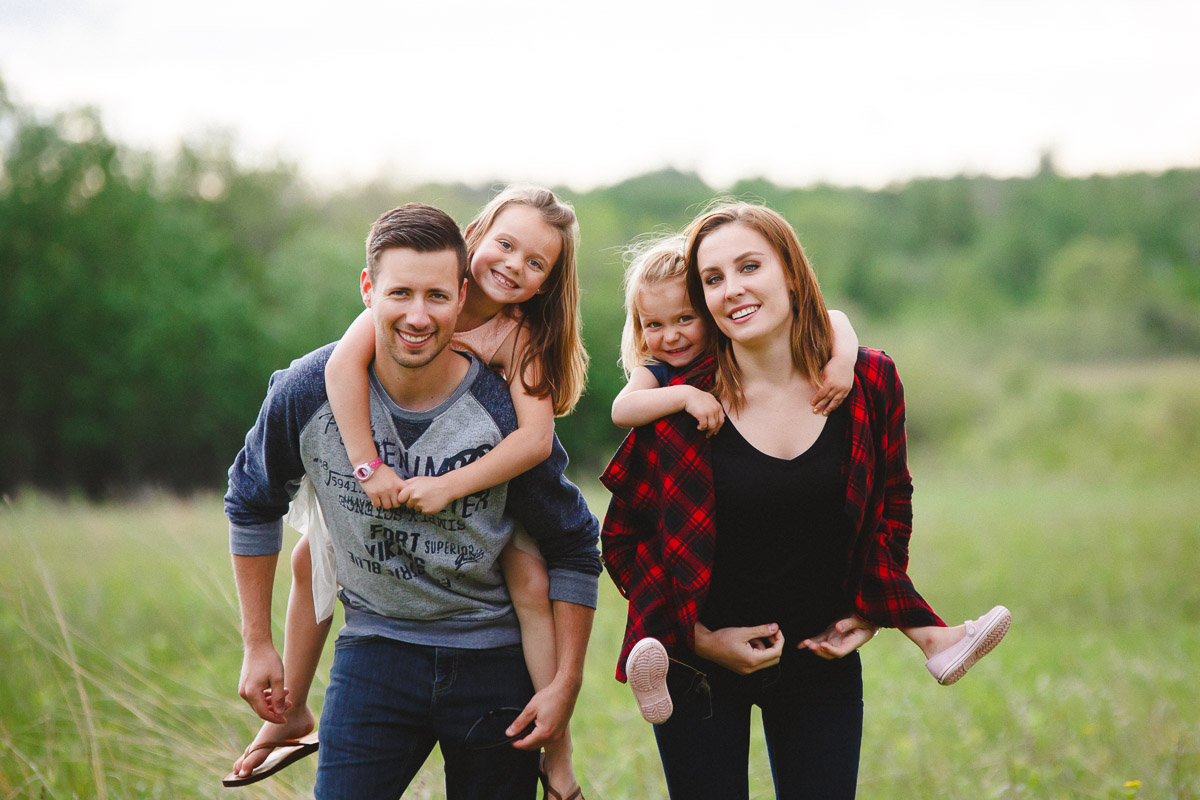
[619,233,693,376]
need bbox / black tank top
[701,402,854,644]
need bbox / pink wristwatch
[354,457,384,482]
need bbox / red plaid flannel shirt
[600,348,944,681]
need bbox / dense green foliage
[3,82,1199,493]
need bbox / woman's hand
[694,621,784,674]
[799,615,878,660]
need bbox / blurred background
[1,2,1197,798]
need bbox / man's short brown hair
[365,203,468,281]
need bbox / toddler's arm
[811,309,860,415]
[398,326,554,514]
[612,365,724,434]
[325,310,406,507]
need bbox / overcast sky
[2,0,1198,191]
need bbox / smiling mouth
[665,344,692,355]
[730,305,759,321]
[490,270,518,289]
[398,330,433,345]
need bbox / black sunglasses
[463,706,536,750]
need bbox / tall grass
[2,467,1197,798]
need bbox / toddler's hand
[813,355,854,416]
[397,475,459,515]
[361,464,406,509]
[684,387,725,436]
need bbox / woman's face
[695,222,793,348]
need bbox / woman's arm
[612,366,724,433]
[325,310,406,507]
[397,326,554,514]
[811,309,860,415]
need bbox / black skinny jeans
[652,648,864,800]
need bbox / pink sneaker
[626,637,672,724]
[925,605,1011,686]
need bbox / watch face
[354,465,372,481]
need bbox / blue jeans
[314,635,539,800]
[653,649,864,800]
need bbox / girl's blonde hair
[683,202,832,412]
[464,185,588,416]
[618,233,696,376]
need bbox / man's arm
[225,347,332,718]
[232,553,289,722]
[507,599,595,749]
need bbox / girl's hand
[693,621,784,674]
[812,355,854,416]
[361,464,406,510]
[397,475,460,515]
[684,387,726,436]
[799,615,878,659]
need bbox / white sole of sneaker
[626,638,672,724]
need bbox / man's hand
[506,679,580,751]
[238,643,289,723]
[799,615,878,660]
[694,621,785,674]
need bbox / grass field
[2,466,1197,799]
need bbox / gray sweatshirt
[225,344,601,648]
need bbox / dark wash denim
[652,649,864,800]
[314,635,539,799]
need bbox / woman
[601,203,946,799]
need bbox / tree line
[3,79,1198,494]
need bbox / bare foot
[232,705,316,779]
[541,745,581,799]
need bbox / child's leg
[232,535,333,777]
[903,605,1011,686]
[900,624,964,661]
[500,539,581,796]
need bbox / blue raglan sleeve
[468,366,602,608]
[224,346,333,556]
[508,437,603,608]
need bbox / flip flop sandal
[221,732,320,787]
[538,753,585,800]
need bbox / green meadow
[2,459,1197,799]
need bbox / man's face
[361,247,467,371]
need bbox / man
[225,203,600,798]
